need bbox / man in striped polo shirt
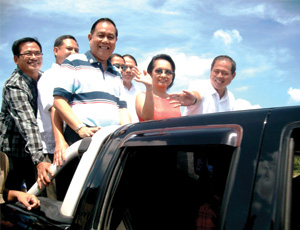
[53,18,131,145]
[52,18,131,199]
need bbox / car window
[103,144,236,230]
[291,128,300,230]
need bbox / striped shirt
[0,68,44,165]
[53,51,127,127]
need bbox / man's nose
[216,72,223,78]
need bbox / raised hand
[169,90,201,107]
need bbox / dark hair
[90,18,118,37]
[147,54,176,89]
[108,53,124,62]
[211,55,236,74]
[123,54,138,66]
[54,35,78,48]
[12,37,42,56]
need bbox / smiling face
[210,59,236,98]
[14,41,43,80]
[151,59,174,90]
[54,38,79,65]
[123,56,136,83]
[88,21,117,68]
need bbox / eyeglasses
[124,65,134,70]
[154,68,174,76]
[113,64,127,71]
[18,52,43,58]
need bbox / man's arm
[4,84,53,189]
[3,188,40,210]
[53,96,100,138]
[50,107,68,166]
[169,90,202,107]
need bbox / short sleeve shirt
[53,51,127,127]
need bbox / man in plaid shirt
[0,37,53,192]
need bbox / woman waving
[134,54,181,121]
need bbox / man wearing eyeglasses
[122,54,141,123]
[108,53,126,74]
[109,53,141,123]
[0,37,53,193]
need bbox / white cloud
[0,42,9,52]
[288,87,300,102]
[220,2,300,25]
[213,29,242,45]
[238,4,266,17]
[239,66,269,79]
[136,48,213,93]
[138,48,212,79]
[4,0,180,16]
[234,99,261,111]
[235,86,249,92]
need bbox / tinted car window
[103,144,236,230]
[292,128,300,230]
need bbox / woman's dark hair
[12,37,42,56]
[147,54,176,89]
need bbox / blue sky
[1,0,300,109]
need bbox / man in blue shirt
[53,18,131,145]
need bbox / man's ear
[53,47,59,56]
[88,33,92,42]
[232,72,236,80]
[13,55,18,65]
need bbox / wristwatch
[76,123,86,133]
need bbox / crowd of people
[0,17,237,217]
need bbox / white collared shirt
[37,63,61,154]
[183,79,235,115]
[122,83,140,123]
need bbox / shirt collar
[85,50,115,75]
[208,81,228,99]
[51,63,61,69]
[106,59,115,74]
[17,67,42,83]
[85,50,98,64]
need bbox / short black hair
[12,37,42,56]
[90,18,118,37]
[147,54,176,89]
[54,35,78,48]
[108,53,124,62]
[211,55,236,74]
[123,54,138,66]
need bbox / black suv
[1,105,300,230]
